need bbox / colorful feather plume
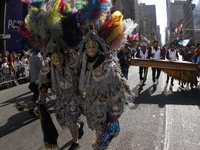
[61,12,83,48]
[30,0,45,9]
[99,11,124,49]
[75,1,86,9]
[78,0,112,24]
[123,19,138,36]
[46,0,63,38]
[14,21,30,37]
[59,0,66,14]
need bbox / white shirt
[151,46,161,60]
[139,49,148,59]
[168,49,177,61]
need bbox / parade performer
[15,0,83,149]
[74,2,137,148]
[135,43,149,85]
[166,44,179,86]
[117,45,131,79]
[77,30,135,149]
[15,0,137,149]
[38,50,83,150]
[149,40,163,85]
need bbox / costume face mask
[51,53,64,68]
[85,40,100,57]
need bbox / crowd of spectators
[0,51,30,88]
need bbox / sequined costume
[79,51,133,149]
[51,65,81,129]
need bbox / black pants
[28,82,39,102]
[121,66,129,79]
[139,67,148,81]
[28,82,39,113]
[166,75,174,84]
[152,67,161,82]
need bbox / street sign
[0,34,11,39]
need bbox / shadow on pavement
[0,91,32,107]
[0,111,38,138]
[58,140,73,150]
[132,84,200,108]
[0,93,56,139]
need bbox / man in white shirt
[136,43,149,85]
[149,40,162,85]
[166,44,179,86]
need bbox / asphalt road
[0,66,200,150]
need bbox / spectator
[130,45,136,58]
[195,43,200,56]
[21,54,30,77]
[14,56,23,79]
[117,45,131,79]
[160,47,166,60]
[28,49,44,116]
[179,46,188,61]
[166,44,179,86]
[149,40,162,85]
[136,43,149,85]
[1,57,11,88]
[0,53,3,82]
[186,46,198,63]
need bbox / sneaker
[68,142,80,150]
[78,121,84,139]
[153,82,157,85]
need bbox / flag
[178,23,183,32]
[129,31,139,41]
[178,39,191,46]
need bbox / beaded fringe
[43,142,59,150]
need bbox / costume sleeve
[107,62,133,116]
[37,56,45,70]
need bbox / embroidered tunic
[80,58,132,130]
[52,66,81,129]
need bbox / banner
[5,0,28,54]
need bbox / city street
[0,66,200,150]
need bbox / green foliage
[168,39,179,46]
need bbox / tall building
[141,3,158,43]
[192,1,200,45]
[142,4,157,29]
[183,1,195,44]
[166,0,186,42]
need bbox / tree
[168,39,179,46]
